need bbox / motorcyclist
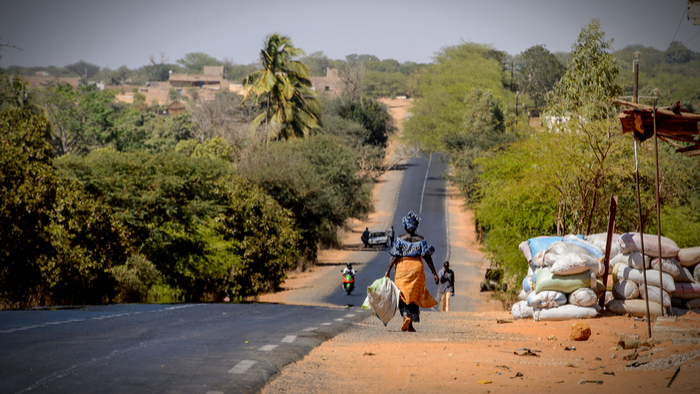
[342,263,356,275]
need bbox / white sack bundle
[678,246,700,267]
[518,289,530,301]
[533,304,600,321]
[519,240,533,264]
[606,299,664,317]
[639,284,672,308]
[568,287,598,307]
[562,235,604,258]
[612,280,640,300]
[527,290,567,308]
[540,241,590,266]
[585,232,622,258]
[550,253,603,276]
[511,300,534,319]
[619,233,680,258]
[650,257,681,278]
[612,263,676,293]
[611,252,649,270]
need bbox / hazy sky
[1,0,699,69]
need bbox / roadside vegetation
[0,34,394,309]
[403,19,700,293]
[3,20,699,307]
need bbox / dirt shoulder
[262,310,700,393]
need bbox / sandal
[401,317,411,332]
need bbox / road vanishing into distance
[0,154,448,394]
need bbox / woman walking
[385,211,439,332]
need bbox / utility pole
[510,59,514,91]
[633,52,640,103]
[515,91,519,126]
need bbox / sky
[1,0,699,69]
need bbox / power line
[684,29,700,45]
[650,8,687,78]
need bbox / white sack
[612,280,640,300]
[363,277,401,326]
[533,304,600,321]
[639,284,672,308]
[568,287,598,307]
[518,289,530,301]
[585,232,622,258]
[618,233,680,258]
[611,252,649,270]
[550,253,603,276]
[650,258,681,278]
[606,299,665,317]
[511,300,534,320]
[678,246,700,267]
[527,290,567,308]
[612,263,676,293]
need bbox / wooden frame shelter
[612,98,700,335]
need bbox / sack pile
[513,232,700,320]
[512,234,603,321]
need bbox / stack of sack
[511,232,700,320]
[598,232,674,317]
[511,234,605,321]
[673,245,700,314]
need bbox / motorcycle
[341,271,355,295]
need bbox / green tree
[300,51,331,76]
[403,42,515,152]
[545,19,623,119]
[1,108,129,308]
[65,60,100,79]
[242,33,321,142]
[176,52,221,74]
[520,45,566,114]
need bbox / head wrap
[402,211,419,233]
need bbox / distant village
[20,66,346,116]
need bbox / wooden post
[652,99,665,316]
[634,140,653,338]
[599,195,617,310]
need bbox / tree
[65,60,100,79]
[545,19,623,119]
[37,83,116,155]
[337,56,366,100]
[176,52,221,74]
[520,45,566,115]
[403,42,515,152]
[1,108,129,307]
[241,33,321,142]
[300,51,331,76]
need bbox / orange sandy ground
[261,311,700,394]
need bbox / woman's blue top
[390,238,435,258]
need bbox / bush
[111,254,161,303]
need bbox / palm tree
[241,34,321,142]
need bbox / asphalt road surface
[0,153,448,394]
[0,304,367,393]
[324,153,449,307]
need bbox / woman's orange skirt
[394,256,437,308]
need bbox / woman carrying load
[384,211,439,332]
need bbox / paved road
[324,153,449,308]
[0,304,367,393]
[0,153,449,394]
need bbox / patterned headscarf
[402,211,419,233]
